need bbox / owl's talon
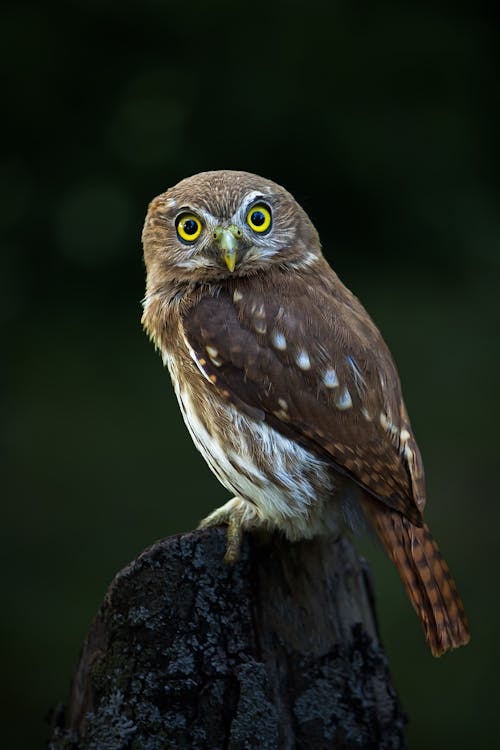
[223,517,244,564]
[197,497,240,530]
[198,497,252,562]
[197,510,228,530]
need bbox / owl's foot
[198,497,256,563]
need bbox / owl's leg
[198,496,258,563]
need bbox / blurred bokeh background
[2,0,499,747]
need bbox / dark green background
[2,1,498,747]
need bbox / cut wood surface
[49,527,406,749]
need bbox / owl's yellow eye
[176,213,203,243]
[246,204,272,233]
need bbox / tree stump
[49,527,406,749]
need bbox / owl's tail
[366,504,470,656]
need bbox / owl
[141,170,470,656]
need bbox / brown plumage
[365,505,470,656]
[141,169,470,656]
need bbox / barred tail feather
[367,505,470,656]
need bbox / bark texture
[49,527,406,749]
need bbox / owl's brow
[175,205,219,226]
[241,191,267,210]
[230,191,270,224]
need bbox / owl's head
[142,170,321,294]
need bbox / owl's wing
[182,267,425,523]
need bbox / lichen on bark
[49,527,406,750]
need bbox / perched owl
[141,170,470,656]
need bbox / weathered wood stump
[49,527,406,749]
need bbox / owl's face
[142,170,321,291]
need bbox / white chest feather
[164,351,350,540]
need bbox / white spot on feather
[335,388,352,410]
[380,412,398,435]
[404,444,414,465]
[272,331,287,351]
[206,346,218,358]
[296,350,311,370]
[323,367,339,388]
[233,289,243,302]
[380,411,400,447]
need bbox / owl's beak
[214,226,241,272]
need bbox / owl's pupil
[183,219,198,235]
[251,210,265,226]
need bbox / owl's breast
[162,341,358,541]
